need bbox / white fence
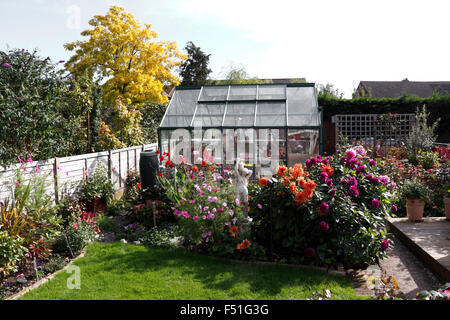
[0,143,157,203]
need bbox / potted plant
[80,165,115,213]
[400,179,432,222]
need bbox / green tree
[0,49,84,166]
[317,83,344,99]
[179,41,212,86]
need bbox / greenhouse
[157,83,323,177]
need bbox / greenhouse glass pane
[288,114,319,126]
[257,85,286,100]
[192,103,226,127]
[287,86,316,114]
[287,129,319,166]
[161,89,200,127]
[223,102,255,126]
[255,102,286,126]
[228,85,257,100]
[199,86,229,101]
[255,128,286,177]
[160,130,170,155]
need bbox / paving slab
[387,217,450,283]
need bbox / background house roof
[355,79,450,98]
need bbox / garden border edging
[5,247,88,300]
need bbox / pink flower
[72,223,79,230]
[372,198,380,209]
[17,155,22,163]
[235,198,240,205]
[257,203,263,209]
[319,202,329,214]
[318,221,329,232]
[380,240,389,251]
[27,157,33,163]
[35,165,40,174]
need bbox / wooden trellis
[332,114,415,148]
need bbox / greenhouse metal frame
[157,83,323,177]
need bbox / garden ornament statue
[235,159,252,217]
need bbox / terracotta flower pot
[444,197,450,221]
[406,199,425,222]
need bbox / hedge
[318,95,450,143]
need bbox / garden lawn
[20,242,368,300]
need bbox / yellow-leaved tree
[64,5,186,106]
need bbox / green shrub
[0,231,28,278]
[80,164,115,204]
[416,151,439,170]
[43,254,68,274]
[54,212,101,256]
[400,179,432,202]
[97,214,117,232]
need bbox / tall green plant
[407,105,440,163]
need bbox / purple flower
[379,176,390,185]
[304,247,315,258]
[369,159,377,166]
[318,221,329,232]
[58,60,65,63]
[1,62,11,67]
[257,203,263,209]
[326,178,333,187]
[320,172,328,182]
[331,188,337,196]
[392,205,398,212]
[372,198,380,209]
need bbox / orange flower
[192,166,199,172]
[321,165,334,176]
[304,189,314,199]
[229,225,239,237]
[237,239,251,250]
[292,163,304,179]
[295,191,308,206]
[304,180,317,192]
[298,177,306,187]
[210,166,214,172]
[289,182,298,194]
[281,177,289,187]
[276,165,288,177]
[259,177,268,186]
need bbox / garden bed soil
[4,248,87,300]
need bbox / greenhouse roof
[159,83,320,129]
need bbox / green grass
[20,242,369,300]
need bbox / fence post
[53,158,60,204]
[108,150,113,182]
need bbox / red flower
[136,183,141,190]
[210,166,214,172]
[158,172,162,177]
[160,156,165,161]
[202,160,207,167]
[192,166,198,172]
[156,150,160,155]
[304,247,315,258]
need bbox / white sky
[1,0,450,97]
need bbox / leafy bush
[43,254,68,274]
[416,150,439,170]
[400,179,432,202]
[97,214,117,232]
[249,146,396,269]
[0,231,28,278]
[55,211,101,256]
[80,164,115,204]
[0,49,86,166]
